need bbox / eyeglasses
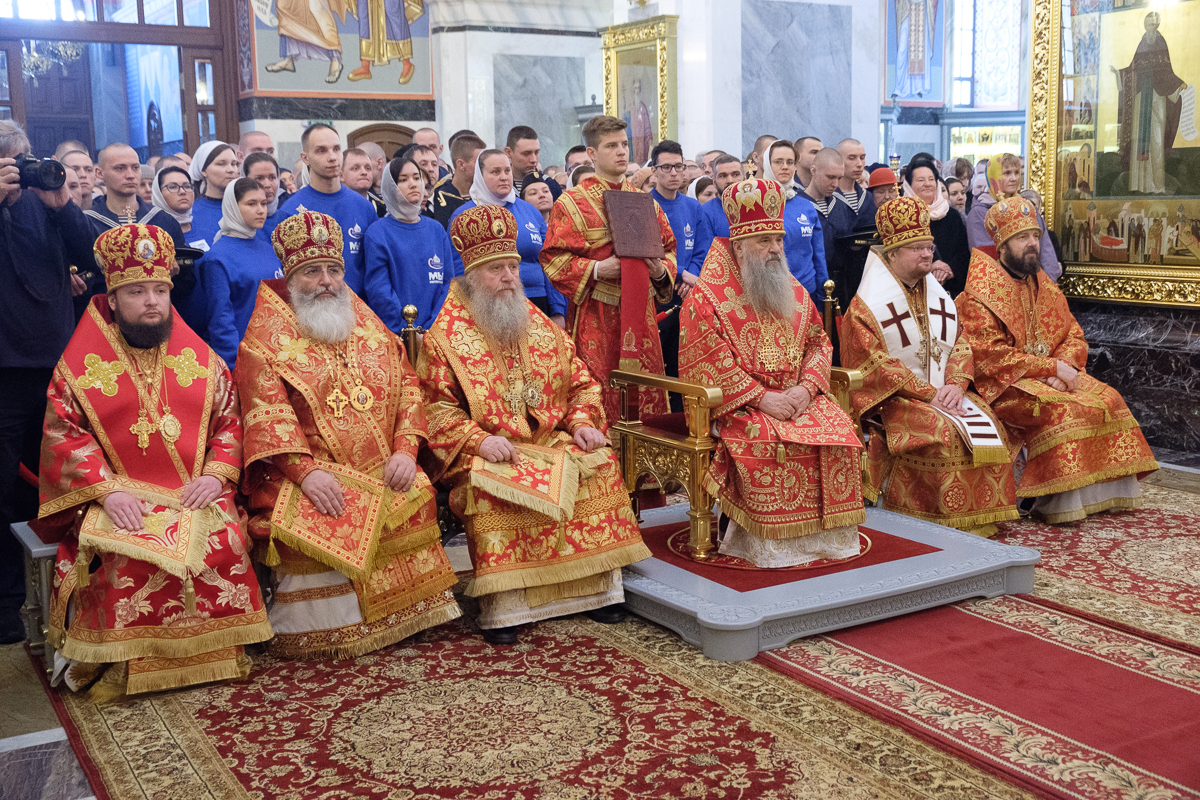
[161,183,194,194]
[656,164,686,173]
[901,244,936,255]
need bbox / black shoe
[585,604,627,625]
[0,611,26,645]
[480,626,519,645]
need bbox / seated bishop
[679,179,866,568]
[418,204,650,646]
[840,197,1018,536]
[37,224,272,701]
[236,210,461,659]
[958,197,1158,523]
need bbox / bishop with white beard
[679,179,866,568]
[235,209,461,659]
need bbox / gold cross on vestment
[130,413,156,454]
[502,381,542,416]
[326,387,350,418]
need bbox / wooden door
[22,43,94,158]
[348,123,415,159]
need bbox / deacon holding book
[37,224,272,700]
[540,115,678,425]
[840,197,1018,536]
[957,197,1158,523]
[419,205,651,645]
[236,209,460,659]
[679,179,866,568]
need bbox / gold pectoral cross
[326,386,350,418]
[502,381,543,416]
[130,413,157,454]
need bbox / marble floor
[2,454,1197,800]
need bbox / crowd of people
[0,113,1155,703]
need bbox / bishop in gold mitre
[679,178,866,568]
[418,204,650,645]
[840,196,1018,535]
[957,196,1158,522]
[36,223,272,701]
[236,209,460,659]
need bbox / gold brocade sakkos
[678,238,865,539]
[236,279,460,658]
[36,297,271,697]
[417,282,650,600]
[957,251,1158,498]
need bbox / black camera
[15,153,67,191]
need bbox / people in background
[903,157,970,298]
[242,152,287,239]
[432,134,486,229]
[188,140,239,252]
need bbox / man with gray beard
[236,209,461,659]
[679,179,865,568]
[419,204,649,645]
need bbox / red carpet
[640,522,941,591]
[757,595,1200,800]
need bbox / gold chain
[123,341,181,454]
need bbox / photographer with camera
[0,120,96,643]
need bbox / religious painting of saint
[615,45,659,166]
[244,0,433,98]
[885,0,944,105]
[601,15,677,158]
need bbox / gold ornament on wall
[600,15,678,167]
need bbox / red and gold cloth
[541,174,678,426]
[37,297,271,695]
[723,178,786,241]
[236,279,460,658]
[450,204,519,271]
[841,258,1018,533]
[417,282,649,598]
[958,251,1157,498]
[271,209,344,277]
[94,223,175,289]
[678,238,865,538]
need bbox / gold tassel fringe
[525,571,612,608]
[465,541,652,598]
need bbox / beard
[739,249,797,320]
[999,240,1042,278]
[459,272,530,350]
[290,280,355,343]
[115,306,173,349]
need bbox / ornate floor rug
[757,594,1200,800]
[39,612,1043,800]
[993,486,1200,650]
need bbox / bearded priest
[36,224,272,701]
[958,197,1158,523]
[679,179,865,567]
[840,197,1018,536]
[236,209,460,659]
[419,204,650,645]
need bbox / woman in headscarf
[760,138,827,303]
[902,157,971,298]
[187,140,239,252]
[449,149,567,327]
[242,152,287,239]
[519,170,560,223]
[151,165,196,239]
[362,156,458,333]
[965,153,1060,280]
[688,176,717,204]
[193,177,280,367]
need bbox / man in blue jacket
[692,154,744,269]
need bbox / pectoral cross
[326,387,350,418]
[880,302,913,348]
[929,298,956,341]
[130,413,156,455]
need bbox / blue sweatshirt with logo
[279,184,376,295]
[782,193,828,300]
[651,188,704,277]
[363,215,457,332]
[200,233,284,369]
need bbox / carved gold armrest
[608,369,723,444]
[828,367,862,413]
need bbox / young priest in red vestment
[37,224,272,701]
[540,114,678,425]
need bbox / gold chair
[609,280,863,564]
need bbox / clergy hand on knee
[479,436,518,463]
[103,491,149,532]
[932,385,967,416]
[383,452,417,493]
[573,426,607,453]
[755,391,800,421]
[782,385,812,418]
[1055,360,1080,392]
[301,470,346,517]
[181,476,223,509]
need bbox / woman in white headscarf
[189,177,280,368]
[151,165,195,236]
[361,155,458,332]
[760,139,828,301]
[241,152,287,239]
[187,140,238,252]
[447,149,566,326]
